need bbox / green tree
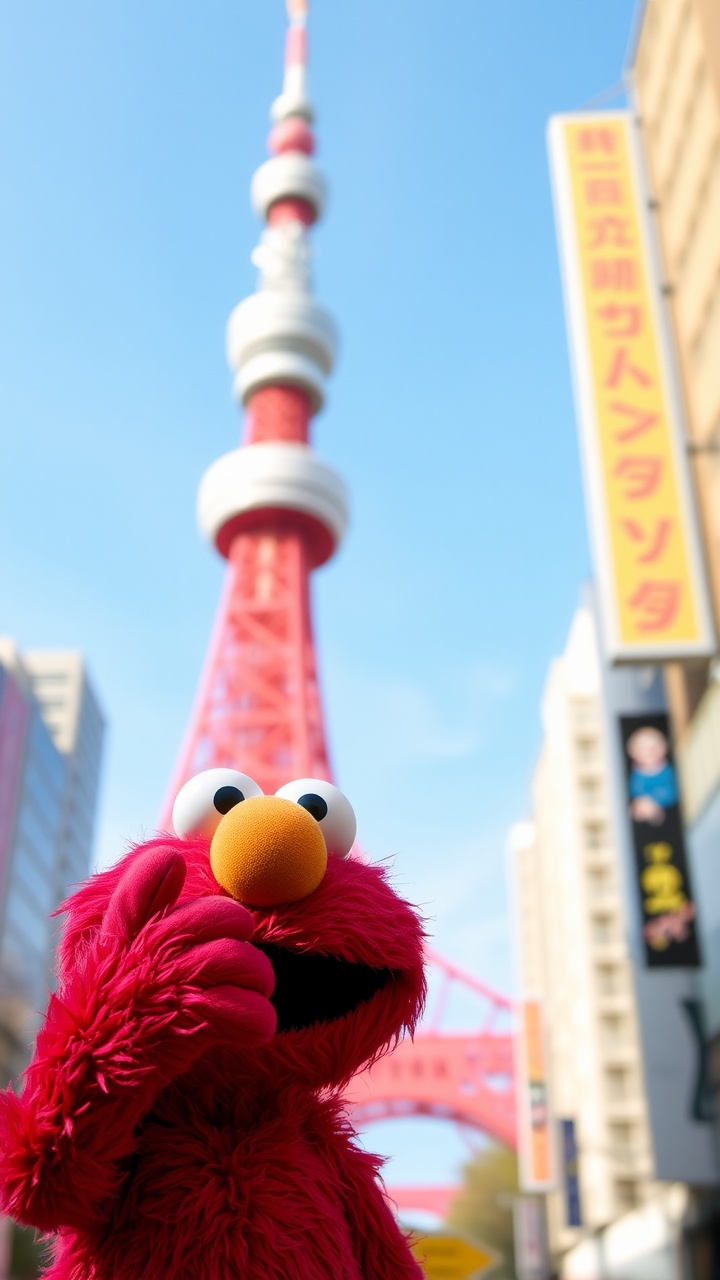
[10,1223,46,1278]
[446,1144,518,1280]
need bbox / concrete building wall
[631,0,720,1116]
[511,608,654,1263]
[633,0,720,451]
[631,0,720,731]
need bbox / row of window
[597,963,623,995]
[27,714,66,785]
[579,777,603,804]
[587,866,612,898]
[68,759,101,812]
[0,911,48,1014]
[569,712,641,1219]
[606,1064,634,1101]
[600,1012,629,1048]
[0,939,49,1017]
[14,801,61,874]
[592,914,616,945]
[59,800,95,852]
[615,1178,641,1213]
[609,1120,634,1148]
[585,822,609,849]
[11,838,56,920]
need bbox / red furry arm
[0,848,275,1233]
[0,935,194,1230]
[334,1136,424,1279]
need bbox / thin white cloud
[377,681,476,761]
[325,655,521,768]
[466,659,519,701]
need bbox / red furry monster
[0,770,426,1279]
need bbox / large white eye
[274,778,356,858]
[172,768,263,839]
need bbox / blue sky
[0,0,637,1190]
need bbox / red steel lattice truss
[348,950,515,1148]
[347,950,516,1218]
[167,508,331,801]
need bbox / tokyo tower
[162,0,345,813]
[158,6,519,1204]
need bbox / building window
[597,964,620,995]
[609,1122,633,1150]
[601,1014,625,1047]
[580,777,602,805]
[606,1067,630,1100]
[588,868,610,898]
[592,915,614,944]
[572,701,596,725]
[576,737,597,763]
[615,1179,639,1213]
[585,823,607,849]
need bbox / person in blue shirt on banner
[626,725,678,824]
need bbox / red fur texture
[0,834,427,1278]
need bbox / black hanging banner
[619,713,701,968]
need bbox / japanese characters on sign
[516,1000,555,1191]
[619,712,700,967]
[548,113,715,662]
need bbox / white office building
[508,607,691,1276]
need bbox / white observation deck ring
[197,442,348,567]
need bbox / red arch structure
[344,950,517,1219]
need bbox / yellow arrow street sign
[409,1231,498,1280]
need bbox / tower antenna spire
[160,0,344,817]
[273,0,312,124]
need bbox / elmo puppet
[0,769,426,1279]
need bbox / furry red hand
[99,847,277,1052]
[0,846,276,1232]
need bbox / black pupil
[297,793,327,822]
[213,785,245,814]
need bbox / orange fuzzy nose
[210,795,328,907]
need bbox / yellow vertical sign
[516,999,554,1191]
[548,113,714,661]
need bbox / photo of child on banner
[620,714,700,967]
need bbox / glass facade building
[0,643,104,1084]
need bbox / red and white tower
[163,0,345,812]
[159,9,519,1196]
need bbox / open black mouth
[255,941,394,1033]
